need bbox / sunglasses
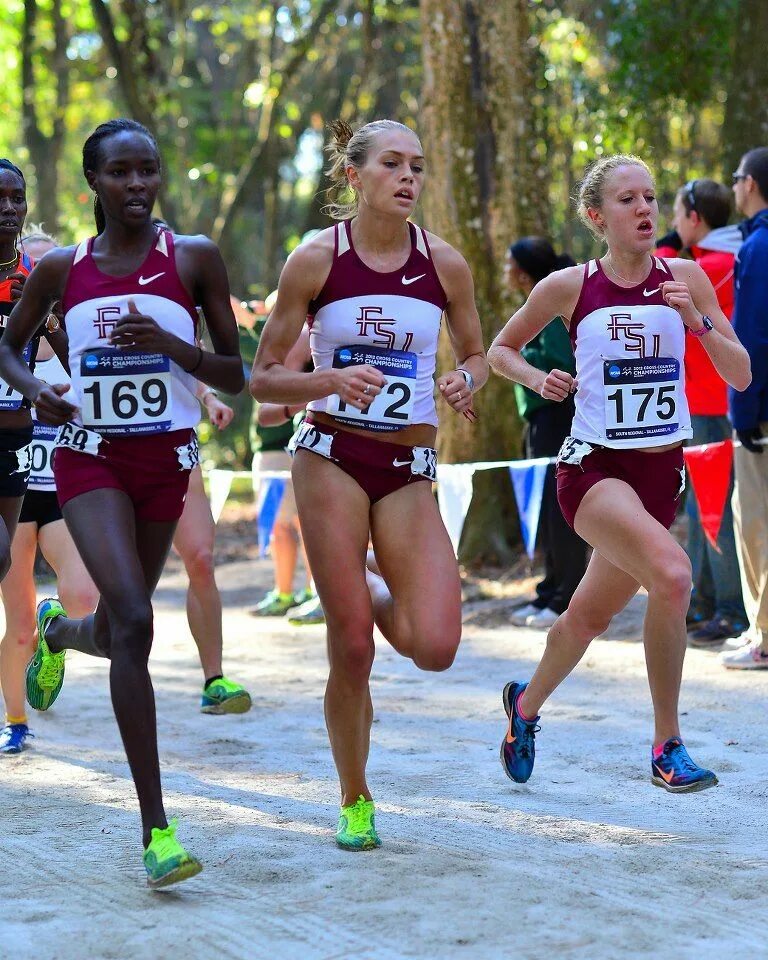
[732,173,748,185]
[684,179,699,211]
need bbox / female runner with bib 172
[250,119,487,850]
[489,154,750,794]
[0,118,244,887]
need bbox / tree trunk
[21,0,70,234]
[420,0,547,565]
[722,0,768,177]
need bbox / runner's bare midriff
[634,440,682,454]
[311,410,437,448]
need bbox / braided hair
[0,159,25,184]
[82,119,159,234]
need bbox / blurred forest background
[2,0,767,560]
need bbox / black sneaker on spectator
[689,617,747,649]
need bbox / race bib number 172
[325,344,417,433]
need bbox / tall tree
[722,0,768,175]
[21,0,71,233]
[420,0,548,564]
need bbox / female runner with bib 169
[0,118,244,887]
[250,119,487,850]
[489,155,750,794]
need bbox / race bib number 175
[603,356,679,442]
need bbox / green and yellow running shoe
[336,795,381,851]
[143,818,202,889]
[249,590,294,617]
[26,598,67,712]
[200,676,252,715]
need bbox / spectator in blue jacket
[722,147,768,669]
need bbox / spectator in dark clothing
[721,148,768,669]
[504,237,588,629]
[659,179,747,646]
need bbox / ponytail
[321,118,418,220]
[509,237,573,283]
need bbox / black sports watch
[689,315,714,338]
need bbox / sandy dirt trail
[1,555,767,960]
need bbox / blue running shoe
[0,723,33,755]
[500,681,540,783]
[651,737,718,793]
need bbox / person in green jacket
[505,237,588,629]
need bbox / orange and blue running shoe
[651,737,718,793]
[500,681,539,783]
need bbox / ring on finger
[363,384,371,396]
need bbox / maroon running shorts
[54,428,197,522]
[292,416,436,503]
[556,443,685,530]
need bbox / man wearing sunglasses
[721,148,768,670]
[657,179,748,650]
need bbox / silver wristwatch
[457,368,475,392]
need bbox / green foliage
[0,0,744,466]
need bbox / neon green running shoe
[249,590,294,617]
[291,587,314,607]
[26,598,67,712]
[200,676,252,715]
[143,818,202,889]
[336,795,381,851]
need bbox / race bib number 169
[80,349,173,436]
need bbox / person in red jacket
[657,179,747,645]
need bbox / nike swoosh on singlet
[401,274,426,285]
[138,272,166,286]
[643,287,660,296]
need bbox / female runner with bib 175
[0,118,244,888]
[250,119,487,850]
[489,154,750,794]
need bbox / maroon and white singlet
[556,256,690,529]
[307,219,447,433]
[567,256,692,450]
[54,229,200,520]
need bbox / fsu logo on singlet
[607,313,660,359]
[355,306,414,352]
[93,305,122,339]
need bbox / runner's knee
[412,639,458,672]
[59,581,99,619]
[182,544,215,586]
[558,606,611,645]
[328,630,375,682]
[3,623,36,650]
[409,622,461,671]
[107,602,154,658]
[647,551,691,610]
